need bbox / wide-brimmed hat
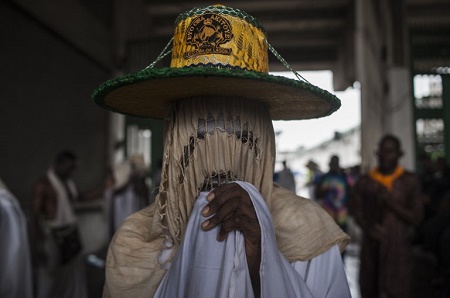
[92,4,341,120]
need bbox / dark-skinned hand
[201,182,261,296]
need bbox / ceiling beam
[10,0,114,70]
[146,0,351,15]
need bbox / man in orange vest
[353,134,424,298]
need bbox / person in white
[105,155,149,236]
[0,179,33,298]
[152,98,350,297]
[32,151,109,298]
[276,160,297,193]
[95,4,352,297]
[102,97,351,298]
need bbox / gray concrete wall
[0,2,111,214]
[386,67,415,171]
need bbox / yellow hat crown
[171,5,269,73]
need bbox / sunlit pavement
[344,243,361,298]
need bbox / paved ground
[344,243,361,298]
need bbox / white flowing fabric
[155,182,350,297]
[112,185,143,232]
[291,246,351,297]
[0,188,33,298]
[46,168,77,227]
[36,170,88,298]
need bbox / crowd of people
[305,135,450,297]
[0,149,158,298]
[3,135,448,298]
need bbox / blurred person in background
[304,160,322,201]
[0,178,33,298]
[346,165,361,189]
[352,134,424,298]
[315,155,351,234]
[274,160,296,194]
[105,154,150,237]
[31,150,112,298]
[414,156,450,295]
[422,156,450,222]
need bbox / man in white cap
[94,4,351,297]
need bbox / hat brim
[92,67,341,120]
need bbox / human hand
[201,182,261,253]
[201,182,261,292]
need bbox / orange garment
[369,166,404,192]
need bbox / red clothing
[353,171,424,298]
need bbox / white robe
[0,188,33,298]
[36,170,88,298]
[112,185,143,232]
[155,182,351,297]
[46,168,78,227]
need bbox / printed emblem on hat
[184,13,233,59]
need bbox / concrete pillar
[381,0,415,170]
[108,112,126,167]
[386,67,415,170]
[355,0,386,172]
